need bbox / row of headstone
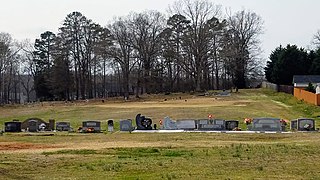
[119,114,155,131]
[5,118,55,132]
[161,117,239,131]
[247,118,316,132]
[4,119,101,133]
[4,117,317,133]
[290,118,315,131]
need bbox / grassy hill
[1,89,320,179]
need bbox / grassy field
[1,89,320,179]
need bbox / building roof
[293,75,320,84]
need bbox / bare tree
[109,17,138,99]
[169,0,222,91]
[129,11,166,94]
[223,9,264,90]
[20,40,36,102]
[0,33,22,104]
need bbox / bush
[305,83,316,93]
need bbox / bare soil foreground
[0,89,320,179]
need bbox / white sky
[1,0,320,61]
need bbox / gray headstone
[216,90,231,96]
[120,119,133,131]
[197,119,226,130]
[162,117,177,130]
[251,118,281,131]
[176,120,196,130]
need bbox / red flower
[244,118,252,125]
[280,119,288,125]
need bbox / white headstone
[316,84,320,94]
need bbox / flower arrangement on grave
[244,118,252,125]
[280,119,289,126]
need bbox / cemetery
[1,89,320,179]
[3,115,317,133]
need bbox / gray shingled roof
[293,75,320,84]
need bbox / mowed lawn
[1,89,320,179]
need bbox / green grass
[1,89,320,179]
[2,138,320,179]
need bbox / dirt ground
[0,142,60,151]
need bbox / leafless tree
[109,17,138,99]
[223,9,264,90]
[128,11,166,94]
[0,33,22,104]
[20,39,36,102]
[169,0,223,91]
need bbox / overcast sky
[1,0,320,61]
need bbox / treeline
[0,0,264,103]
[265,44,320,85]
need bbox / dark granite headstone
[48,119,55,131]
[290,120,297,130]
[136,114,152,130]
[297,118,315,131]
[28,120,38,132]
[225,120,239,131]
[5,121,21,132]
[82,121,101,133]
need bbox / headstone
[197,119,225,130]
[21,118,47,131]
[176,119,196,130]
[162,117,177,130]
[56,122,71,131]
[297,118,315,131]
[4,121,21,132]
[251,118,281,131]
[225,120,239,131]
[290,120,297,130]
[28,120,38,132]
[136,114,152,130]
[82,121,101,133]
[120,119,133,131]
[48,119,55,131]
[216,90,231,96]
[108,119,114,132]
[316,84,320,94]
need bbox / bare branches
[313,30,320,48]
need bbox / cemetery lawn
[1,89,320,179]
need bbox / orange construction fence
[294,88,320,106]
